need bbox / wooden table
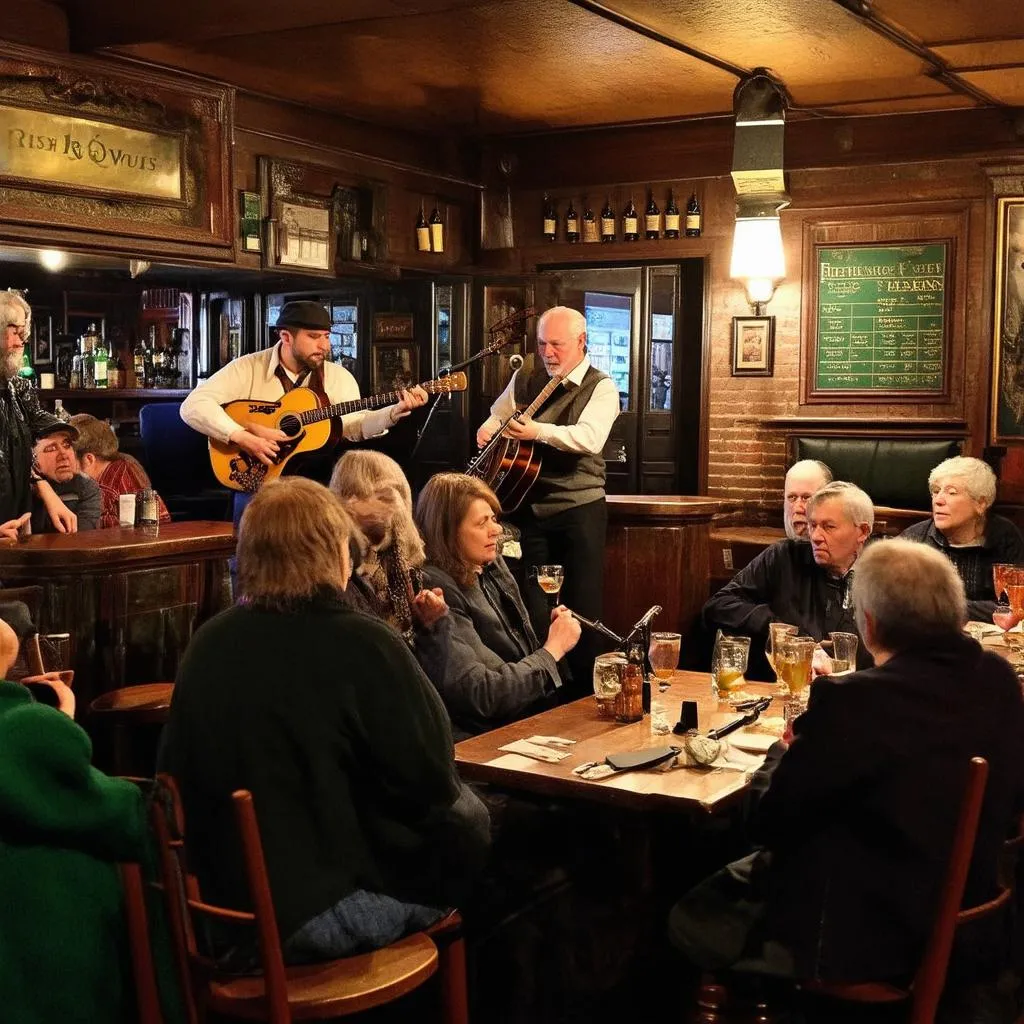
[0,521,235,710]
[455,670,779,814]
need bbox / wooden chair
[803,756,1012,1024]
[88,682,175,775]
[149,773,469,1023]
[119,860,166,1024]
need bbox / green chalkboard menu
[812,242,949,397]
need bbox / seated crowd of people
[5,396,1024,1019]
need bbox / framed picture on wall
[372,342,418,394]
[991,197,1024,443]
[31,313,53,365]
[373,313,414,341]
[731,315,774,377]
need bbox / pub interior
[4,1,1024,1022]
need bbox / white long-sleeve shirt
[479,355,620,454]
[180,343,395,445]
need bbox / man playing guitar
[181,300,427,508]
[475,305,620,692]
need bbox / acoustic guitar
[209,372,467,492]
[467,371,566,512]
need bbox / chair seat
[206,932,439,1019]
[89,683,174,725]
[802,978,909,1004]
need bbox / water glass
[592,651,626,719]
[649,631,681,679]
[40,632,72,672]
[828,631,858,674]
[711,633,751,698]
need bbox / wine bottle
[623,196,639,242]
[542,194,557,242]
[133,337,146,387]
[664,190,680,239]
[685,193,702,237]
[429,205,444,253]
[644,191,661,240]
[93,332,109,389]
[582,200,598,243]
[565,200,579,243]
[600,198,616,243]
[17,349,34,384]
[415,206,431,252]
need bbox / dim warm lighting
[38,249,66,272]
[730,214,785,310]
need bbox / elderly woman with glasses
[0,291,78,536]
[900,455,1024,621]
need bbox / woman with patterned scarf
[329,450,451,685]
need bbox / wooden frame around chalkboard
[801,221,958,405]
[991,197,1024,444]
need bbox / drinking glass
[535,564,564,610]
[1006,568,1024,618]
[40,632,72,672]
[711,633,751,698]
[993,562,1015,604]
[765,622,798,684]
[828,631,858,675]
[777,636,816,700]
[993,601,1020,632]
[592,652,625,719]
[649,631,681,680]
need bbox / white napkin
[499,736,576,763]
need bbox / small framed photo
[373,313,414,341]
[731,315,775,377]
[275,196,333,272]
[372,341,418,394]
[32,314,53,365]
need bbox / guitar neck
[519,374,565,419]
[298,380,431,426]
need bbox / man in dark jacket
[703,481,873,677]
[670,539,1024,983]
[0,291,80,536]
[30,422,101,533]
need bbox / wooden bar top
[455,670,780,814]
[607,495,737,521]
[0,520,235,571]
[710,525,785,546]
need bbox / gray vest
[513,365,608,518]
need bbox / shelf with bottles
[38,388,192,400]
[537,186,704,251]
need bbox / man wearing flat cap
[181,300,428,484]
[30,421,101,533]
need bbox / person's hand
[390,386,429,423]
[811,647,833,678]
[475,424,495,448]
[40,490,77,534]
[230,425,286,467]
[504,416,541,442]
[0,513,30,542]
[543,608,581,661]
[550,603,569,623]
[21,672,75,717]
[411,586,448,629]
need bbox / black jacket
[751,636,1024,981]
[0,379,62,524]
[702,538,868,679]
[30,474,101,534]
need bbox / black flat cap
[35,419,79,442]
[277,301,331,332]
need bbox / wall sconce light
[730,202,786,314]
[38,249,66,272]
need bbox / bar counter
[604,495,733,649]
[0,521,235,711]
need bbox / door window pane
[650,271,676,411]
[584,291,631,411]
[435,284,452,372]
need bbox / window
[584,291,631,411]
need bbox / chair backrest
[910,756,1006,1024]
[138,403,222,496]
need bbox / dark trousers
[512,497,608,696]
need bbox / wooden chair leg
[437,932,469,1024]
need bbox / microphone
[508,354,524,370]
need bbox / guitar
[467,372,565,512]
[209,372,468,492]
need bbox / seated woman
[900,455,1024,621]
[158,477,489,962]
[415,472,580,739]
[328,450,449,682]
[69,413,170,528]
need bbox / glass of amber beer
[993,563,1015,604]
[535,564,564,611]
[765,622,798,685]
[711,633,751,698]
[649,631,682,679]
[777,636,815,700]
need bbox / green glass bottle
[17,349,35,383]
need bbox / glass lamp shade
[730,216,785,302]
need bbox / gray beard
[0,350,21,382]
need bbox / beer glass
[765,622,798,684]
[711,633,750,698]
[1006,568,1024,618]
[535,564,564,610]
[828,631,858,675]
[592,652,625,719]
[777,636,815,698]
[648,631,681,679]
[993,562,1015,604]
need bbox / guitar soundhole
[279,414,302,437]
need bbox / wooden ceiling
[54,0,1024,135]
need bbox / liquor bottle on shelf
[415,205,431,252]
[581,200,598,243]
[645,191,661,239]
[81,338,95,390]
[685,193,702,237]
[17,349,34,384]
[429,205,444,253]
[600,197,616,242]
[133,337,146,387]
[69,350,82,390]
[93,331,109,389]
[623,196,639,242]
[565,200,579,243]
[542,194,557,242]
[664,190,681,239]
